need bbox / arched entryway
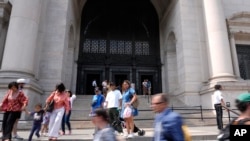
[76,0,161,94]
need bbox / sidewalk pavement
[11,126,219,141]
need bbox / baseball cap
[16,78,27,84]
[237,93,250,102]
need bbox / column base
[209,73,237,83]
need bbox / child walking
[25,103,45,141]
[41,111,50,136]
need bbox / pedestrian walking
[151,93,184,141]
[92,108,118,141]
[0,81,28,141]
[25,103,44,141]
[60,90,76,135]
[91,87,105,113]
[45,83,70,141]
[41,111,50,136]
[120,80,138,138]
[105,82,123,135]
[12,78,28,140]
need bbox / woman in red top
[0,81,28,141]
[46,83,70,141]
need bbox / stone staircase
[0,94,236,131]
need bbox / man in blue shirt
[91,87,105,113]
[151,93,184,141]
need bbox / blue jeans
[61,110,71,133]
[28,124,41,141]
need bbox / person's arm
[129,94,137,105]
[19,92,28,111]
[24,108,31,115]
[64,94,70,115]
[46,91,56,104]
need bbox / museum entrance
[76,0,162,94]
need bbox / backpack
[217,118,250,141]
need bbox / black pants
[214,104,223,130]
[2,111,20,140]
[28,124,41,141]
[108,108,123,133]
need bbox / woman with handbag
[0,81,28,141]
[45,83,70,141]
[120,80,138,139]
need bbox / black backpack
[217,118,250,141]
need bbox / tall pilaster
[203,0,235,81]
[0,1,11,68]
[0,0,42,78]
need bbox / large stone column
[0,0,42,77]
[0,1,11,68]
[203,0,235,81]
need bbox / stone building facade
[0,0,250,109]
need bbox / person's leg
[35,124,41,138]
[61,112,66,135]
[3,112,19,140]
[12,111,21,138]
[124,118,130,135]
[2,112,10,139]
[218,105,223,129]
[128,117,134,134]
[28,125,36,141]
[113,109,123,133]
[108,109,115,128]
[65,110,71,134]
[50,108,65,138]
[214,104,221,130]
[48,111,57,138]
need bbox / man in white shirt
[105,82,123,135]
[213,84,226,130]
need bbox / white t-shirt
[105,89,122,108]
[213,90,223,104]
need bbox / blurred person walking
[0,81,28,141]
[151,93,184,141]
[25,103,44,141]
[45,83,70,140]
[92,108,118,141]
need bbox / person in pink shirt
[45,83,69,141]
[0,81,28,141]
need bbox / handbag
[46,100,54,112]
[46,92,55,112]
[123,106,132,118]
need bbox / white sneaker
[13,134,23,140]
[123,133,128,138]
[127,133,134,138]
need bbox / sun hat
[237,93,250,102]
